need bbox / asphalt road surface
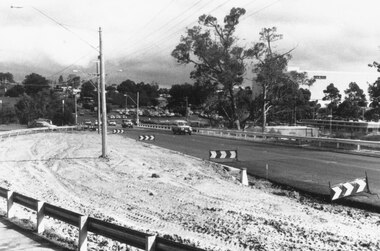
[114,126,380,209]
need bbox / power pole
[99,27,108,158]
[136,92,140,125]
[96,61,101,134]
[185,96,188,121]
[74,94,78,125]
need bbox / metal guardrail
[0,186,206,251]
[0,126,78,138]
[137,123,380,153]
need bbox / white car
[108,120,117,126]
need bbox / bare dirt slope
[0,132,379,250]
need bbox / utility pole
[185,96,188,121]
[74,94,78,125]
[62,99,65,126]
[99,27,107,158]
[136,92,140,125]
[96,61,101,134]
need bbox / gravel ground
[0,132,379,250]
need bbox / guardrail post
[336,142,340,149]
[6,191,14,218]
[145,235,156,251]
[78,216,88,251]
[37,201,45,234]
[240,168,248,186]
[357,144,361,151]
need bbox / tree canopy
[5,85,25,97]
[23,73,50,95]
[172,7,257,128]
[322,83,341,113]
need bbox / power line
[242,0,281,19]
[121,0,233,61]
[31,7,98,51]
[48,51,97,79]
[119,0,205,55]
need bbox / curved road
[115,127,380,209]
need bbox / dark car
[172,120,192,135]
[122,119,133,128]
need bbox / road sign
[209,150,238,161]
[112,129,124,134]
[313,75,326,79]
[138,135,155,141]
[329,176,369,201]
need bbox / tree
[58,75,64,84]
[337,82,367,120]
[5,85,25,97]
[80,81,96,98]
[15,91,74,125]
[0,72,15,83]
[252,27,295,131]
[23,73,50,95]
[322,83,341,115]
[172,7,256,129]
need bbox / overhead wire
[31,7,98,52]
[122,0,233,62]
[119,0,205,55]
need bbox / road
[114,126,380,209]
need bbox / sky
[0,0,379,101]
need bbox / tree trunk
[228,87,241,130]
[262,85,267,133]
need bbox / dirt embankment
[0,132,379,250]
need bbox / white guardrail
[138,123,380,153]
[0,126,78,138]
[0,126,206,251]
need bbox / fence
[137,123,380,153]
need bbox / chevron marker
[210,151,217,158]
[356,179,367,193]
[230,151,237,159]
[343,183,354,197]
[331,186,342,200]
[220,151,227,158]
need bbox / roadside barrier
[137,123,380,154]
[0,186,206,251]
[0,126,77,138]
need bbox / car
[28,119,57,129]
[172,120,192,135]
[122,119,133,128]
[84,120,92,126]
[108,120,117,126]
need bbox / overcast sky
[1,0,379,100]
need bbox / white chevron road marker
[356,179,367,193]
[331,187,342,200]
[210,151,217,158]
[230,151,237,159]
[343,183,354,197]
[220,151,227,158]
